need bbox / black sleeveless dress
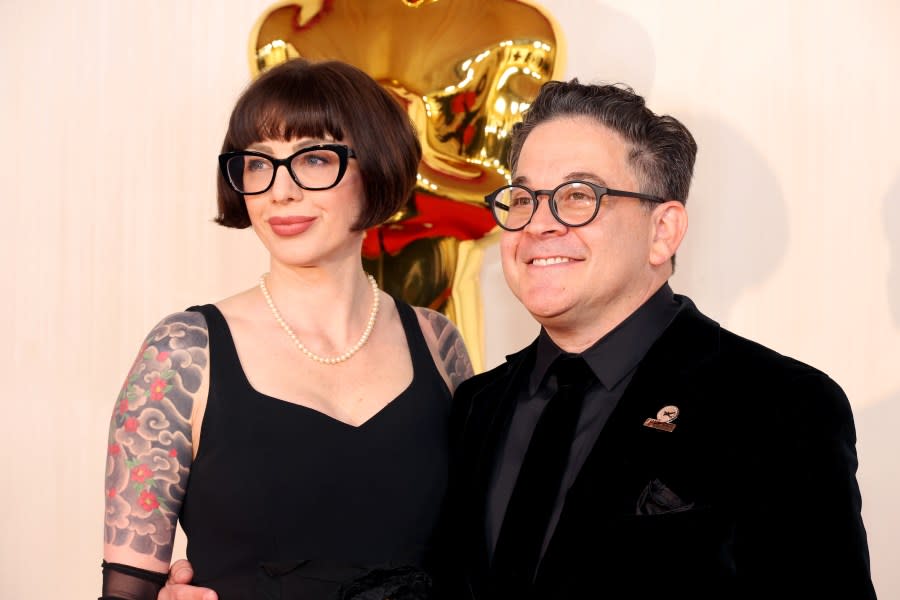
[179,299,451,599]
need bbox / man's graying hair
[508,79,697,204]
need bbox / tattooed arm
[103,311,209,585]
[414,307,474,392]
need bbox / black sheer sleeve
[100,560,168,600]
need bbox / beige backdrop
[1,1,898,597]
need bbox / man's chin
[524,301,573,325]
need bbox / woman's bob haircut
[216,58,422,231]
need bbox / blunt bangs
[222,74,348,153]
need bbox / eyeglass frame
[218,143,357,195]
[484,180,666,231]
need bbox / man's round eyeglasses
[218,144,357,195]
[485,180,665,231]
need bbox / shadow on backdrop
[855,390,900,599]
[851,172,900,598]
[671,115,787,319]
[550,0,656,94]
[885,172,900,327]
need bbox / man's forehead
[514,118,632,186]
[511,171,610,187]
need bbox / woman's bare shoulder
[413,306,474,392]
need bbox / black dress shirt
[485,283,685,562]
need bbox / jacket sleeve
[739,371,876,598]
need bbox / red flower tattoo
[156,351,170,362]
[169,448,178,457]
[139,490,159,511]
[149,378,167,401]
[131,464,152,483]
[109,444,120,456]
[124,417,139,432]
[108,488,117,498]
[118,399,129,414]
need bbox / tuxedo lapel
[460,344,536,491]
[456,343,537,594]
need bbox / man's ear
[649,200,688,267]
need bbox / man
[161,80,876,599]
[433,79,876,599]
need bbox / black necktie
[490,355,597,592]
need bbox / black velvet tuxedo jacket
[436,297,875,599]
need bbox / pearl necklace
[258,272,379,365]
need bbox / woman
[101,58,473,600]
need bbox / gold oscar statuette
[248,0,565,372]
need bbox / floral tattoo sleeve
[104,312,208,563]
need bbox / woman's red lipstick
[268,216,314,237]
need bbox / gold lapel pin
[643,405,680,432]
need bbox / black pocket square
[635,478,695,516]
